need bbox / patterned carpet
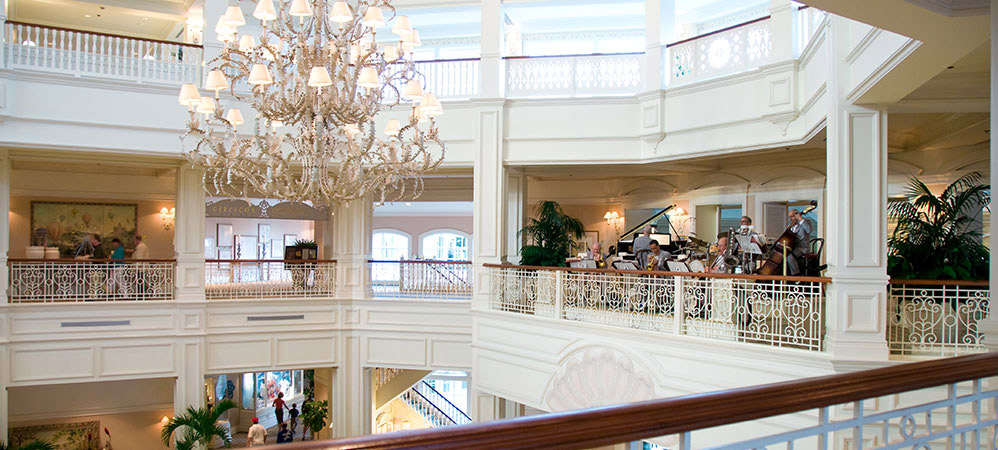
[227,422,312,447]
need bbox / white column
[480,0,504,98]
[769,0,794,61]
[473,103,506,309]
[174,163,206,302]
[174,339,204,415]
[333,336,366,437]
[0,151,9,305]
[0,359,7,442]
[823,16,889,361]
[979,0,998,350]
[504,168,528,264]
[643,0,675,91]
[332,198,373,299]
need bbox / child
[276,422,293,444]
[289,403,300,435]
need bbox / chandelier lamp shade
[178,0,445,205]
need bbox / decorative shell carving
[546,349,655,411]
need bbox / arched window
[372,230,411,260]
[420,230,471,261]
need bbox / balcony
[204,259,337,300]
[370,260,472,301]
[8,259,176,302]
[887,280,989,357]
[4,21,203,86]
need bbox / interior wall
[695,205,719,241]
[9,196,175,258]
[204,217,316,259]
[8,378,174,450]
[373,216,473,256]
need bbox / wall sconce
[603,211,622,234]
[672,206,686,216]
[160,207,176,231]
[160,415,170,425]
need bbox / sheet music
[735,235,763,254]
[667,261,689,272]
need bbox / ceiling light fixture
[178,0,443,205]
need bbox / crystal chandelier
[177,0,445,205]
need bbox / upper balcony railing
[205,259,337,300]
[887,279,989,357]
[666,16,773,87]
[505,52,644,98]
[369,260,472,301]
[270,353,998,450]
[487,264,827,352]
[3,21,203,85]
[8,258,176,302]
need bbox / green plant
[518,201,586,267]
[888,172,990,280]
[293,239,318,249]
[161,400,236,450]
[300,399,330,441]
[0,440,56,450]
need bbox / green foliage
[300,399,330,440]
[518,201,586,267]
[161,400,236,450]
[293,239,318,249]
[888,172,990,280]
[0,440,56,450]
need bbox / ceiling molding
[903,0,990,16]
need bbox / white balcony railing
[4,21,202,85]
[795,6,828,56]
[505,53,644,98]
[488,264,827,351]
[369,260,472,300]
[667,16,773,87]
[8,259,176,302]
[205,260,337,300]
[887,280,990,357]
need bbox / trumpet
[595,254,607,269]
[646,253,658,271]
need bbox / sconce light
[160,207,176,231]
[603,211,622,234]
[672,206,686,216]
[161,415,170,425]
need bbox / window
[718,205,743,236]
[421,231,471,261]
[372,230,411,260]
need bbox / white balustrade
[369,260,472,300]
[205,260,337,300]
[488,265,827,351]
[668,17,773,87]
[382,59,480,103]
[4,21,202,85]
[795,6,829,56]
[8,259,176,302]
[505,53,644,98]
[887,281,989,357]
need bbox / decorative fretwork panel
[506,53,643,98]
[204,260,337,300]
[669,18,773,87]
[9,260,176,302]
[369,260,472,300]
[888,283,989,357]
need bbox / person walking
[273,392,290,425]
[247,417,267,447]
[289,403,300,436]
[131,235,149,259]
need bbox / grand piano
[614,205,687,259]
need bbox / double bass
[757,201,817,276]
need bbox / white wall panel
[99,343,175,377]
[429,339,473,368]
[205,339,271,371]
[276,336,337,367]
[10,312,176,337]
[10,346,94,382]
[365,337,427,367]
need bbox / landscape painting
[31,201,138,257]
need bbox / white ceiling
[374,201,474,216]
[9,0,189,40]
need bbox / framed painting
[235,235,258,260]
[205,237,216,259]
[283,234,297,247]
[8,420,101,449]
[30,201,138,256]
[217,223,234,247]
[574,230,600,255]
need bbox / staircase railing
[401,386,456,427]
[414,381,472,425]
[263,353,998,450]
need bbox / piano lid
[617,205,675,242]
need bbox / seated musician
[738,216,761,242]
[709,236,729,273]
[585,242,607,268]
[641,240,670,271]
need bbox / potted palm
[160,400,236,450]
[516,201,585,316]
[300,399,330,441]
[888,172,990,281]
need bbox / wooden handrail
[369,259,472,265]
[888,278,989,287]
[503,51,644,60]
[666,15,772,48]
[262,353,998,450]
[8,258,176,263]
[206,259,338,264]
[483,263,831,283]
[5,20,203,48]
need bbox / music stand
[667,261,689,272]
[735,235,763,254]
[688,259,706,273]
[612,261,639,271]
